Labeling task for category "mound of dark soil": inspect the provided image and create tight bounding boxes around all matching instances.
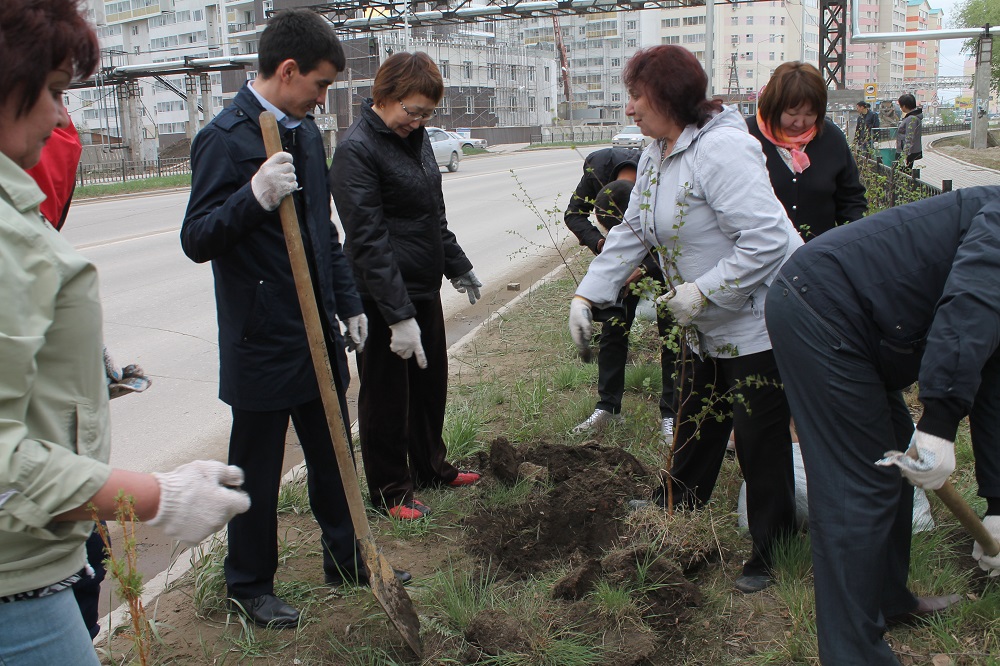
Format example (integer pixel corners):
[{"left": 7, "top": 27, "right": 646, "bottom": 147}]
[
  {"left": 462, "top": 438, "right": 708, "bottom": 664},
  {"left": 467, "top": 438, "right": 649, "bottom": 574}
]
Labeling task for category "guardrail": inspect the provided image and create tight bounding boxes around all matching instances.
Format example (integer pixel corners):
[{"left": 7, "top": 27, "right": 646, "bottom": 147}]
[
  {"left": 529, "top": 127, "right": 617, "bottom": 144},
  {"left": 77, "top": 157, "right": 191, "bottom": 186}
]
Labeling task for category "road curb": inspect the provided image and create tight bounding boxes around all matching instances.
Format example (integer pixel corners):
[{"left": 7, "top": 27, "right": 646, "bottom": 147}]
[{"left": 95, "top": 258, "right": 571, "bottom": 646}]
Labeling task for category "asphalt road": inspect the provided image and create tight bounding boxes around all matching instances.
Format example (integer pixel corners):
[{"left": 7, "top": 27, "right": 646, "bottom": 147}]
[{"left": 63, "top": 145, "right": 598, "bottom": 475}]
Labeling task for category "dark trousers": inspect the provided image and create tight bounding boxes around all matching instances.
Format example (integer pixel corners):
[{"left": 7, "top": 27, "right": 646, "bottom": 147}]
[
  {"left": 971, "top": 348, "right": 1000, "bottom": 500},
  {"left": 664, "top": 346, "right": 796, "bottom": 577},
  {"left": 766, "top": 277, "right": 917, "bottom": 665},
  {"left": 594, "top": 288, "right": 676, "bottom": 418},
  {"left": 225, "top": 397, "right": 360, "bottom": 598},
  {"left": 357, "top": 295, "right": 458, "bottom": 509},
  {"left": 72, "top": 527, "right": 107, "bottom": 639}
]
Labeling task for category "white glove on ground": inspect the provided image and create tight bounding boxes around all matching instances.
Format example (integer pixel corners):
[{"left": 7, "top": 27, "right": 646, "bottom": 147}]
[
  {"left": 149, "top": 460, "right": 251, "bottom": 547},
  {"left": 656, "top": 281, "right": 706, "bottom": 326},
  {"left": 346, "top": 313, "right": 368, "bottom": 354},
  {"left": 451, "top": 270, "right": 483, "bottom": 305},
  {"left": 569, "top": 297, "right": 594, "bottom": 361},
  {"left": 389, "top": 318, "right": 427, "bottom": 368},
  {"left": 251, "top": 152, "right": 297, "bottom": 212},
  {"left": 877, "top": 430, "right": 956, "bottom": 490},
  {"left": 972, "top": 515, "right": 1000, "bottom": 577}
]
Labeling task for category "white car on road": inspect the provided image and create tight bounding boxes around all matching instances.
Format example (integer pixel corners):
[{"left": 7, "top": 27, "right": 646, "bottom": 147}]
[
  {"left": 426, "top": 126, "right": 463, "bottom": 172},
  {"left": 611, "top": 126, "right": 651, "bottom": 148},
  {"left": 448, "top": 131, "right": 488, "bottom": 150}
]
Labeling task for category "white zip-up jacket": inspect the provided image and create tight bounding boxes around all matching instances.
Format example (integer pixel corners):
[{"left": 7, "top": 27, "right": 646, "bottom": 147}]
[{"left": 576, "top": 105, "right": 803, "bottom": 358}]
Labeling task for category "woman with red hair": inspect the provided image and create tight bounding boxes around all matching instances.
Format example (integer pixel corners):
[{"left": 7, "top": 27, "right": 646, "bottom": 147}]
[
  {"left": 569, "top": 46, "right": 802, "bottom": 593},
  {"left": 1, "top": 3, "right": 249, "bottom": 661}
]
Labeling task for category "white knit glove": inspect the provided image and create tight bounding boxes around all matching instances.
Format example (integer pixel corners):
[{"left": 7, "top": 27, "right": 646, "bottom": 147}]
[
  {"left": 149, "top": 460, "right": 251, "bottom": 547},
  {"left": 568, "top": 296, "right": 594, "bottom": 361},
  {"left": 877, "top": 430, "right": 956, "bottom": 490},
  {"left": 250, "top": 152, "right": 297, "bottom": 212},
  {"left": 972, "top": 515, "right": 1000, "bottom": 577},
  {"left": 450, "top": 270, "right": 483, "bottom": 305},
  {"left": 656, "top": 281, "right": 706, "bottom": 326},
  {"left": 346, "top": 313, "right": 368, "bottom": 354},
  {"left": 389, "top": 318, "right": 427, "bottom": 368}
]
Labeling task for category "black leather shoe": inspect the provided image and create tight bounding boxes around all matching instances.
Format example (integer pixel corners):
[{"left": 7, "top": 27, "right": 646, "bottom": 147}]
[
  {"left": 325, "top": 567, "right": 412, "bottom": 587},
  {"left": 886, "top": 594, "right": 962, "bottom": 627},
  {"left": 229, "top": 593, "right": 300, "bottom": 629}
]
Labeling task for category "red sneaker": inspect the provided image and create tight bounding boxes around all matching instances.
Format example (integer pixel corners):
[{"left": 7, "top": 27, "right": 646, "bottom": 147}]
[
  {"left": 388, "top": 500, "right": 430, "bottom": 520},
  {"left": 447, "top": 471, "right": 481, "bottom": 487}
]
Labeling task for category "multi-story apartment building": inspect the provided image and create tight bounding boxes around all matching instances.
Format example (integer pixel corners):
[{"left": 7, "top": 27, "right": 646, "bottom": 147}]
[
  {"left": 73, "top": 1, "right": 225, "bottom": 154},
  {"left": 904, "top": 0, "right": 942, "bottom": 106},
  {"left": 531, "top": 0, "right": 820, "bottom": 123},
  {"left": 73, "top": 0, "right": 556, "bottom": 154}
]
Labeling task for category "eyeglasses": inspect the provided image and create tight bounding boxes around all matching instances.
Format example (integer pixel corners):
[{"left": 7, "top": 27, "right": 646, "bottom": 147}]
[{"left": 399, "top": 100, "right": 437, "bottom": 121}]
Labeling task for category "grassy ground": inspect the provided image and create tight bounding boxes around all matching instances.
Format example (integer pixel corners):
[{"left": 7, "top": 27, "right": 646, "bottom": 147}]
[
  {"left": 102, "top": 251, "right": 1000, "bottom": 665},
  {"left": 75, "top": 174, "right": 192, "bottom": 200}
]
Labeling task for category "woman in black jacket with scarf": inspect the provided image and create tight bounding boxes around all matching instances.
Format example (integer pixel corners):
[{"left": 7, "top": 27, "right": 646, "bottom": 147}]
[
  {"left": 747, "top": 62, "right": 867, "bottom": 241},
  {"left": 330, "top": 52, "right": 482, "bottom": 520}
]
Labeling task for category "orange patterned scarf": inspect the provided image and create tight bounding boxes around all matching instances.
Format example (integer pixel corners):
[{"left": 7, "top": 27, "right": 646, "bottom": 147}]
[{"left": 755, "top": 111, "right": 817, "bottom": 173}]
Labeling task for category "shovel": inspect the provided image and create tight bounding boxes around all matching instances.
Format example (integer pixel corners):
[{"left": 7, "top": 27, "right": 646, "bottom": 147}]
[
  {"left": 904, "top": 447, "right": 1000, "bottom": 559},
  {"left": 259, "top": 111, "right": 422, "bottom": 656}
]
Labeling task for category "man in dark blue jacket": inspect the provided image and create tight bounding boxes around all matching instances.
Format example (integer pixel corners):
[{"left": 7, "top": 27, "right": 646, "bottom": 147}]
[
  {"left": 765, "top": 186, "right": 1000, "bottom": 664},
  {"left": 181, "top": 9, "right": 383, "bottom": 629}
]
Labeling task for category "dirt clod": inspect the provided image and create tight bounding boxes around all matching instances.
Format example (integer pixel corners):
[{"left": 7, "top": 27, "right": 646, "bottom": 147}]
[{"left": 464, "top": 608, "right": 531, "bottom": 655}]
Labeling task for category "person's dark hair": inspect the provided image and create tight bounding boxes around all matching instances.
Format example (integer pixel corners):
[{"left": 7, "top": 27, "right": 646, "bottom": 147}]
[
  {"left": 856, "top": 101, "right": 870, "bottom": 109},
  {"left": 757, "top": 61, "right": 827, "bottom": 135},
  {"left": 594, "top": 179, "right": 634, "bottom": 230},
  {"left": 898, "top": 93, "right": 916, "bottom": 111},
  {"left": 623, "top": 46, "right": 722, "bottom": 129},
  {"left": 0, "top": 0, "right": 99, "bottom": 117},
  {"left": 372, "top": 52, "right": 444, "bottom": 105},
  {"left": 258, "top": 9, "right": 345, "bottom": 78}
]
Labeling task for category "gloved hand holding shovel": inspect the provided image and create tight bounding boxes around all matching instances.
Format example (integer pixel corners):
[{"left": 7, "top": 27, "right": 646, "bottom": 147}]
[{"left": 877, "top": 430, "right": 1000, "bottom": 564}]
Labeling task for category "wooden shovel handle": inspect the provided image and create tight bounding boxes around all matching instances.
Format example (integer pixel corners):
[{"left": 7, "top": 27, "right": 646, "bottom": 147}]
[
  {"left": 906, "top": 446, "right": 1000, "bottom": 557},
  {"left": 258, "top": 112, "right": 372, "bottom": 541}
]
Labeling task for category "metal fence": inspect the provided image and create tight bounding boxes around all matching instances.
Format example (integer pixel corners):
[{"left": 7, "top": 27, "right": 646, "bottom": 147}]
[
  {"left": 76, "top": 157, "right": 191, "bottom": 187},
  {"left": 852, "top": 148, "right": 944, "bottom": 213},
  {"left": 870, "top": 122, "right": 970, "bottom": 144},
  {"left": 529, "top": 126, "right": 618, "bottom": 144}
]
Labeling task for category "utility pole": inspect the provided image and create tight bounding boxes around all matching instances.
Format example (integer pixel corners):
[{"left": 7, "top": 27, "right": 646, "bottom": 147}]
[
  {"left": 971, "top": 27, "right": 993, "bottom": 150},
  {"left": 552, "top": 16, "right": 574, "bottom": 132},
  {"left": 727, "top": 53, "right": 740, "bottom": 96},
  {"left": 347, "top": 67, "right": 354, "bottom": 126},
  {"left": 185, "top": 74, "right": 200, "bottom": 141},
  {"left": 705, "top": 0, "right": 715, "bottom": 95}
]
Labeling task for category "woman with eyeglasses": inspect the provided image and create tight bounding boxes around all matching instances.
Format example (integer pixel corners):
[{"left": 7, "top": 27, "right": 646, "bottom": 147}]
[{"left": 331, "top": 52, "right": 482, "bottom": 521}]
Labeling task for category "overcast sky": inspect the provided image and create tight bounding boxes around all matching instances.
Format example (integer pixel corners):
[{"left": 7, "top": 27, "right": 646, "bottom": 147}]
[{"left": 933, "top": 0, "right": 972, "bottom": 78}]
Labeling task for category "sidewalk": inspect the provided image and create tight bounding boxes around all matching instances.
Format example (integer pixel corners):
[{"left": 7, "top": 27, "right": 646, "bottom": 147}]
[{"left": 913, "top": 131, "right": 1000, "bottom": 190}]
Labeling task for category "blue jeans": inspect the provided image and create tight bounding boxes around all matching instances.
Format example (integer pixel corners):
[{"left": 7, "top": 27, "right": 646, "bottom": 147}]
[{"left": 0, "top": 589, "right": 100, "bottom": 665}]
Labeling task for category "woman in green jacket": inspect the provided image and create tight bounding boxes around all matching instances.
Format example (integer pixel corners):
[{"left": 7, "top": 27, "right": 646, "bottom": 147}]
[{"left": 0, "top": 2, "right": 250, "bottom": 662}]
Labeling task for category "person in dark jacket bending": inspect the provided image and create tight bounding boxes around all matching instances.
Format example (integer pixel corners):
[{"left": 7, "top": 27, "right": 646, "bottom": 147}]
[
  {"left": 181, "top": 10, "right": 382, "bottom": 629},
  {"left": 564, "top": 147, "right": 677, "bottom": 439},
  {"left": 330, "top": 52, "right": 482, "bottom": 521},
  {"left": 747, "top": 62, "right": 867, "bottom": 241},
  {"left": 765, "top": 186, "right": 1000, "bottom": 665}
]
